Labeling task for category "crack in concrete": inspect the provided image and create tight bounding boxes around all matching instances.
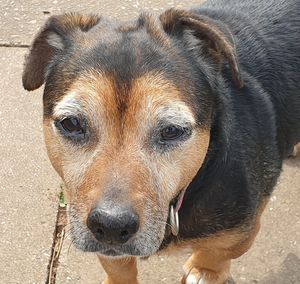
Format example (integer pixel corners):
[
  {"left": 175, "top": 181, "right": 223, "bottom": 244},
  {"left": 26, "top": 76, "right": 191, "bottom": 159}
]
[
  {"left": 0, "top": 43, "right": 29, "bottom": 48},
  {"left": 46, "top": 204, "right": 68, "bottom": 284}
]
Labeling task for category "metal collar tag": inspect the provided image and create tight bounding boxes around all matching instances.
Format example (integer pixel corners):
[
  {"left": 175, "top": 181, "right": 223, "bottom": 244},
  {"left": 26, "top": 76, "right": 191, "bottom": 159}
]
[
  {"left": 170, "top": 205, "right": 179, "bottom": 236},
  {"left": 169, "top": 187, "right": 187, "bottom": 236}
]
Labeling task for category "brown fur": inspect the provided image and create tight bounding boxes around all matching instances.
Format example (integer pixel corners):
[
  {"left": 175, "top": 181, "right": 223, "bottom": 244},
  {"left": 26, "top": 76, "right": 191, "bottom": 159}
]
[{"left": 99, "top": 256, "right": 138, "bottom": 284}]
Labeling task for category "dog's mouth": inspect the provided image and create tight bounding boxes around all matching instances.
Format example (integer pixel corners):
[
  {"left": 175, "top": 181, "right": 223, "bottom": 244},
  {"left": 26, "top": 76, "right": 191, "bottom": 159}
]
[
  {"left": 71, "top": 228, "right": 162, "bottom": 257},
  {"left": 97, "top": 246, "right": 130, "bottom": 257},
  {"left": 102, "top": 248, "right": 121, "bottom": 257},
  {"left": 69, "top": 204, "right": 166, "bottom": 257},
  {"left": 65, "top": 186, "right": 190, "bottom": 259},
  {"left": 68, "top": 184, "right": 190, "bottom": 257}
]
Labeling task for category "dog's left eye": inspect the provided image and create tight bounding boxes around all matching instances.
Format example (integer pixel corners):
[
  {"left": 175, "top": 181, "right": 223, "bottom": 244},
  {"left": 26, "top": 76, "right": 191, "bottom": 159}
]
[{"left": 55, "top": 117, "right": 86, "bottom": 140}]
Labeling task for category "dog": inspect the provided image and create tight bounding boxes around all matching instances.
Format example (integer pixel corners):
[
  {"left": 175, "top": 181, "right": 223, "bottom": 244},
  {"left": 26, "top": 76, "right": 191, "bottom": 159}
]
[{"left": 22, "top": 0, "right": 300, "bottom": 283}]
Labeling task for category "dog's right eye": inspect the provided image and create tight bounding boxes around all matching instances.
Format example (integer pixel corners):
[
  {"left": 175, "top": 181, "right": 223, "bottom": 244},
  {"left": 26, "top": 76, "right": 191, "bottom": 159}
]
[{"left": 55, "top": 117, "right": 86, "bottom": 141}]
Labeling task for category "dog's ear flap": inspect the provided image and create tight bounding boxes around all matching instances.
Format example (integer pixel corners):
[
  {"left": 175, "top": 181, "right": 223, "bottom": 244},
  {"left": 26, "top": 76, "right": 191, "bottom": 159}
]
[
  {"left": 160, "top": 9, "right": 243, "bottom": 88},
  {"left": 22, "top": 13, "right": 100, "bottom": 91}
]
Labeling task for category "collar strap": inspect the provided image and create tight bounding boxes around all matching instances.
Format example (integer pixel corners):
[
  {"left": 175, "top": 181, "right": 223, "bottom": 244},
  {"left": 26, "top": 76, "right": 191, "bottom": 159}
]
[{"left": 169, "top": 186, "right": 187, "bottom": 236}]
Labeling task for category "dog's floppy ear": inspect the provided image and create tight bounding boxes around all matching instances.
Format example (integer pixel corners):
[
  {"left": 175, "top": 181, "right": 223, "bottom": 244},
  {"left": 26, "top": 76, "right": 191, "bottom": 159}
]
[
  {"left": 22, "top": 13, "right": 100, "bottom": 91},
  {"left": 160, "top": 9, "right": 243, "bottom": 88}
]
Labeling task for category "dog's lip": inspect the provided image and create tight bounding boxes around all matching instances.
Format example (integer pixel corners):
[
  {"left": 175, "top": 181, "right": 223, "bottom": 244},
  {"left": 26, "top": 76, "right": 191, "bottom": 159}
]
[
  {"left": 102, "top": 248, "right": 123, "bottom": 256},
  {"left": 90, "top": 239, "right": 153, "bottom": 257},
  {"left": 95, "top": 242, "right": 134, "bottom": 256}
]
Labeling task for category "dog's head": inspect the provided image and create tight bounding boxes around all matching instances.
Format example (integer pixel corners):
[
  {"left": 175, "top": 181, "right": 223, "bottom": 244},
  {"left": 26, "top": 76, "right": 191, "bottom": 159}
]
[{"left": 23, "top": 10, "right": 241, "bottom": 257}]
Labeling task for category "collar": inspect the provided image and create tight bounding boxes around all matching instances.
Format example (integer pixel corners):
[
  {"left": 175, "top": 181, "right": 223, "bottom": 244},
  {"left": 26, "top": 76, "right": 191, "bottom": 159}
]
[{"left": 169, "top": 186, "right": 188, "bottom": 236}]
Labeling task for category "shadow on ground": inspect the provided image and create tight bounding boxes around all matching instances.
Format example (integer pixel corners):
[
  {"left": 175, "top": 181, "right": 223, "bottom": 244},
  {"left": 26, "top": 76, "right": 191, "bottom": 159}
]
[{"left": 260, "top": 253, "right": 300, "bottom": 284}]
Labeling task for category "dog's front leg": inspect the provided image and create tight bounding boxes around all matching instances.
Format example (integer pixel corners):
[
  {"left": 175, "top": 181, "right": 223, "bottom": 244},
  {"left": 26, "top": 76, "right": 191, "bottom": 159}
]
[
  {"left": 181, "top": 200, "right": 269, "bottom": 284},
  {"left": 98, "top": 256, "right": 139, "bottom": 284}
]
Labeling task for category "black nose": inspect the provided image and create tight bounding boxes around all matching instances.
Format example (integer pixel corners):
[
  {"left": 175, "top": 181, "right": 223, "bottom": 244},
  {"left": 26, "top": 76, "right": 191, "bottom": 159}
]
[{"left": 87, "top": 204, "right": 139, "bottom": 245}]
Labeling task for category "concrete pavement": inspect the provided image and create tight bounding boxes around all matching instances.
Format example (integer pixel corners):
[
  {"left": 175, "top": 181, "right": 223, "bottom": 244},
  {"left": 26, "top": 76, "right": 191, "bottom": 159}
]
[{"left": 0, "top": 1, "right": 299, "bottom": 283}]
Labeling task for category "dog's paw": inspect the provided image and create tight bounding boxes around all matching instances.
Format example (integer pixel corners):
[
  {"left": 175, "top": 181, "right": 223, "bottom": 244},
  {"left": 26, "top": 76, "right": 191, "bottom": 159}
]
[
  {"left": 181, "top": 268, "right": 235, "bottom": 284},
  {"left": 181, "top": 268, "right": 207, "bottom": 284}
]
